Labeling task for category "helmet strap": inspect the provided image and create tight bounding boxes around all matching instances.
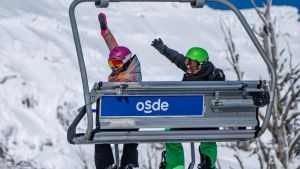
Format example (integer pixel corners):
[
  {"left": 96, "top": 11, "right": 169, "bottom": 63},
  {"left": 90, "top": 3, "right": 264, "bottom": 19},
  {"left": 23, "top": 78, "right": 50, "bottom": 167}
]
[
  {"left": 197, "top": 63, "right": 201, "bottom": 71},
  {"left": 119, "top": 54, "right": 136, "bottom": 72}
]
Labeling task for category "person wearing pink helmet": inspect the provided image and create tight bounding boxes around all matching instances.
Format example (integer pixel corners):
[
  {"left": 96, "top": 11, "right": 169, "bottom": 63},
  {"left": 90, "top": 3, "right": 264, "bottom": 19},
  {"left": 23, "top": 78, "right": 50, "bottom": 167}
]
[{"left": 94, "top": 13, "right": 142, "bottom": 169}]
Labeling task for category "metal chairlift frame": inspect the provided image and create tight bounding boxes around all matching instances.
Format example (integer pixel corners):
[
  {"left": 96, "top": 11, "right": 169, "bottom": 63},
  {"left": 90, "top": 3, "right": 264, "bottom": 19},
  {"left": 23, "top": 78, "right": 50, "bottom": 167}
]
[
  {"left": 67, "top": 0, "right": 276, "bottom": 160},
  {"left": 67, "top": 0, "right": 276, "bottom": 168}
]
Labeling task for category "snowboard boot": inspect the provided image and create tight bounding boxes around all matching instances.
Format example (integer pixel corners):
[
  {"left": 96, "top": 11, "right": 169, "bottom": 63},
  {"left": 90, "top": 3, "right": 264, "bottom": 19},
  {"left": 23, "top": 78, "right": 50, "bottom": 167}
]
[
  {"left": 98, "top": 13, "right": 108, "bottom": 31},
  {"left": 120, "top": 163, "right": 138, "bottom": 169},
  {"left": 197, "top": 154, "right": 216, "bottom": 169}
]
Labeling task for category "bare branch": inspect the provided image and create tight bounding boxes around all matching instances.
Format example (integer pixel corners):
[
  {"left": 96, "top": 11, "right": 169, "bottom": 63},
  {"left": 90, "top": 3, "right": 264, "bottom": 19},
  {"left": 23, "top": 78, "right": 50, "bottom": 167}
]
[
  {"left": 257, "top": 152, "right": 264, "bottom": 169},
  {"left": 250, "top": 0, "right": 269, "bottom": 27},
  {"left": 280, "top": 76, "right": 300, "bottom": 102},
  {"left": 281, "top": 89, "right": 300, "bottom": 125},
  {"left": 279, "top": 48, "right": 285, "bottom": 56},
  {"left": 226, "top": 55, "right": 234, "bottom": 66},
  {"left": 234, "top": 154, "right": 244, "bottom": 169},
  {"left": 257, "top": 138, "right": 269, "bottom": 162},
  {"left": 278, "top": 58, "right": 287, "bottom": 74},
  {"left": 278, "top": 72, "right": 300, "bottom": 90},
  {"left": 293, "top": 69, "right": 300, "bottom": 77},
  {"left": 259, "top": 111, "right": 276, "bottom": 137},
  {"left": 295, "top": 128, "right": 300, "bottom": 134},
  {"left": 287, "top": 112, "right": 300, "bottom": 124},
  {"left": 293, "top": 63, "right": 300, "bottom": 71},
  {"left": 278, "top": 73, "right": 292, "bottom": 88},
  {"left": 264, "top": 0, "right": 272, "bottom": 18},
  {"left": 288, "top": 132, "right": 300, "bottom": 160},
  {"left": 220, "top": 19, "right": 243, "bottom": 80},
  {"left": 252, "top": 25, "right": 264, "bottom": 37}
]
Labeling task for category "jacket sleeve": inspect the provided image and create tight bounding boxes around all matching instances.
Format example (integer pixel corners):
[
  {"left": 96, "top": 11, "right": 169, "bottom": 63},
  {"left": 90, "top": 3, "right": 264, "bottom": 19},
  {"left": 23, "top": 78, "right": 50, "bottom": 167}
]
[
  {"left": 101, "top": 28, "right": 118, "bottom": 50},
  {"left": 156, "top": 45, "right": 187, "bottom": 72}
]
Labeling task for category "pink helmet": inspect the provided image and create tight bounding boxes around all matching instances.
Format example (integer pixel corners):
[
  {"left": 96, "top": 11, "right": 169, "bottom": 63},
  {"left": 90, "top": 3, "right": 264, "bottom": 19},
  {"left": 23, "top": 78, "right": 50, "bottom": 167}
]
[{"left": 109, "top": 46, "right": 132, "bottom": 61}]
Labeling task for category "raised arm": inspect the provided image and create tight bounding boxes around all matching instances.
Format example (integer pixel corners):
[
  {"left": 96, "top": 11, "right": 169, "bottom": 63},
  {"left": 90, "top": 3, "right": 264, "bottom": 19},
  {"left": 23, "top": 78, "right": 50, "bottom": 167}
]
[
  {"left": 151, "top": 38, "right": 187, "bottom": 72},
  {"left": 98, "top": 13, "right": 118, "bottom": 50}
]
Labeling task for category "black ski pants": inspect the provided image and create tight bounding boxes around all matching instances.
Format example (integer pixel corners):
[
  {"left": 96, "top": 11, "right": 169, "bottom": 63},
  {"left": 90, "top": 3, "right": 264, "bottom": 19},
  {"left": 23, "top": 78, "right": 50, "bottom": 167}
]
[
  {"left": 94, "top": 129, "right": 139, "bottom": 169},
  {"left": 94, "top": 143, "right": 138, "bottom": 169}
]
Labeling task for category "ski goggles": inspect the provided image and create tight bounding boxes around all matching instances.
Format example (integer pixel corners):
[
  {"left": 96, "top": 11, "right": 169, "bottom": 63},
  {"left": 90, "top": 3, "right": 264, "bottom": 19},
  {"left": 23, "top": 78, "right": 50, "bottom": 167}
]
[
  {"left": 185, "top": 58, "right": 208, "bottom": 67},
  {"left": 108, "top": 54, "right": 132, "bottom": 70},
  {"left": 108, "top": 59, "right": 125, "bottom": 69}
]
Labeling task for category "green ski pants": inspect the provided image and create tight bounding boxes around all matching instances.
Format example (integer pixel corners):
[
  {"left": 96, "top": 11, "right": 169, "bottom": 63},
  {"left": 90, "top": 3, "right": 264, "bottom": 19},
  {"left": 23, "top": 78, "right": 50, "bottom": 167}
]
[{"left": 165, "top": 128, "right": 217, "bottom": 169}]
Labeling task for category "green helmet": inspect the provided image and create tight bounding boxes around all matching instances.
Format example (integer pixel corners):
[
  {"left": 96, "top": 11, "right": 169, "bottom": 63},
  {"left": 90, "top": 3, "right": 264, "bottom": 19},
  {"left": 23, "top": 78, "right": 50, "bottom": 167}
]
[{"left": 186, "top": 47, "right": 209, "bottom": 63}]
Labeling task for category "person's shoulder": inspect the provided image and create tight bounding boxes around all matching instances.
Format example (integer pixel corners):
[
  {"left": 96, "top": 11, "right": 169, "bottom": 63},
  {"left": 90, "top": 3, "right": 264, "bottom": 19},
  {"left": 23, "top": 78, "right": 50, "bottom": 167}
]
[{"left": 209, "top": 66, "right": 225, "bottom": 81}]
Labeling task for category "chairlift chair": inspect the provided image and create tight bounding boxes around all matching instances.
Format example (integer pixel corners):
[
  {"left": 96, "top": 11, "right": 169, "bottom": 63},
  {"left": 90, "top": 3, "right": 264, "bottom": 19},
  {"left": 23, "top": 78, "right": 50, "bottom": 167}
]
[{"left": 67, "top": 0, "right": 276, "bottom": 168}]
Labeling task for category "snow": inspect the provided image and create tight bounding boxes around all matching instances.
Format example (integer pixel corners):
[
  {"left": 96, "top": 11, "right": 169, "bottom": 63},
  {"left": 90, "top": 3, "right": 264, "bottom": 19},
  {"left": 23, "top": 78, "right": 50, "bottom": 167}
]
[{"left": 0, "top": 0, "right": 300, "bottom": 168}]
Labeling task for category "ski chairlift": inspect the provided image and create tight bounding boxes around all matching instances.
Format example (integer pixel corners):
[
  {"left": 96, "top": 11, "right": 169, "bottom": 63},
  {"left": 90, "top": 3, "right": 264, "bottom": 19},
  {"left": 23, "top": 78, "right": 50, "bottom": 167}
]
[{"left": 67, "top": 0, "right": 276, "bottom": 168}]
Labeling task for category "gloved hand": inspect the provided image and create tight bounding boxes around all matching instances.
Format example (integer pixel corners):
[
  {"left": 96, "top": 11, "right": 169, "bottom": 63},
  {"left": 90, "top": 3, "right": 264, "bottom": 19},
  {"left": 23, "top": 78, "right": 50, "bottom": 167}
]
[
  {"left": 98, "top": 13, "right": 107, "bottom": 31},
  {"left": 151, "top": 38, "right": 165, "bottom": 52}
]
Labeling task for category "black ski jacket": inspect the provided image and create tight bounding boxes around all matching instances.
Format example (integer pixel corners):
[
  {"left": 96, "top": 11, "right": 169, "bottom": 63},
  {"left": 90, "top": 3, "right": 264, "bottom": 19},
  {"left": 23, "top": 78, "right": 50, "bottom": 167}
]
[{"left": 155, "top": 45, "right": 225, "bottom": 81}]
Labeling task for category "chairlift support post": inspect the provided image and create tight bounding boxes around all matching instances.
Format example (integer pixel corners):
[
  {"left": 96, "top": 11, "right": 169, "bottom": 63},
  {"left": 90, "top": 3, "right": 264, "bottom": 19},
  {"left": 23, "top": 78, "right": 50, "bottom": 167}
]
[
  {"left": 68, "top": 0, "right": 276, "bottom": 145},
  {"left": 188, "top": 143, "right": 195, "bottom": 169}
]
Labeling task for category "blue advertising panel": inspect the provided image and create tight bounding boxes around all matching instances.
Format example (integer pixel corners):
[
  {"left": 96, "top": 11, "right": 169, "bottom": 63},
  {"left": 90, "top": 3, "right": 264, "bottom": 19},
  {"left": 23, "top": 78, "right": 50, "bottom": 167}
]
[{"left": 100, "top": 95, "right": 204, "bottom": 117}]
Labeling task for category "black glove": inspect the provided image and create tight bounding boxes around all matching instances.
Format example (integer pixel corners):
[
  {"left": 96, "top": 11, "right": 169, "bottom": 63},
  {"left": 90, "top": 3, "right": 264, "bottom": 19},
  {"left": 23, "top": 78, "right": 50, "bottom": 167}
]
[
  {"left": 152, "top": 38, "right": 163, "bottom": 46},
  {"left": 151, "top": 38, "right": 165, "bottom": 52}
]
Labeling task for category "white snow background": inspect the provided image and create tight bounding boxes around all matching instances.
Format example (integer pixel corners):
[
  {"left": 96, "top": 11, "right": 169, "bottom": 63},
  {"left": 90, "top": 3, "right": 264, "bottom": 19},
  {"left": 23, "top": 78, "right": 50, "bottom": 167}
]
[{"left": 0, "top": 0, "right": 299, "bottom": 168}]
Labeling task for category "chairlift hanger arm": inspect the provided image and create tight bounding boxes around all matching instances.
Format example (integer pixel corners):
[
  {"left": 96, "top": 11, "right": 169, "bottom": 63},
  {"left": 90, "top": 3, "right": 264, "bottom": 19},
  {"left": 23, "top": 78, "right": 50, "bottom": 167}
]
[{"left": 69, "top": 0, "right": 275, "bottom": 141}]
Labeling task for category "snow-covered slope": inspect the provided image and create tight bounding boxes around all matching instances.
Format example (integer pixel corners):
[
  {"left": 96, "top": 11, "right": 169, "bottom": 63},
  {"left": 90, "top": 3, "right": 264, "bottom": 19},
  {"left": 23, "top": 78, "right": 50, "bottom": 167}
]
[{"left": 0, "top": 0, "right": 299, "bottom": 168}]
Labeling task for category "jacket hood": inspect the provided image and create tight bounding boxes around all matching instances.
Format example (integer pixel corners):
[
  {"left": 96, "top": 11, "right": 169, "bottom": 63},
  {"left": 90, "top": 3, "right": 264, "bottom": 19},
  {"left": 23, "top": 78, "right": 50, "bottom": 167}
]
[{"left": 108, "top": 55, "right": 142, "bottom": 82}]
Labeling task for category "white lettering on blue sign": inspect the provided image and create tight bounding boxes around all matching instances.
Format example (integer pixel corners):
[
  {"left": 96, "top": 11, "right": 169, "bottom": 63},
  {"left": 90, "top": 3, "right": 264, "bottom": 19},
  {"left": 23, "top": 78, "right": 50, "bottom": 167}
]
[{"left": 136, "top": 99, "right": 169, "bottom": 114}]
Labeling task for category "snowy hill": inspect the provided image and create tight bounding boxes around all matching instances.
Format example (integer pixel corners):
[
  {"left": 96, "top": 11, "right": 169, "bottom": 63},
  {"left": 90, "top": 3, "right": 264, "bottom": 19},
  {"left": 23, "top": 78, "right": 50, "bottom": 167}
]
[{"left": 0, "top": 0, "right": 299, "bottom": 168}]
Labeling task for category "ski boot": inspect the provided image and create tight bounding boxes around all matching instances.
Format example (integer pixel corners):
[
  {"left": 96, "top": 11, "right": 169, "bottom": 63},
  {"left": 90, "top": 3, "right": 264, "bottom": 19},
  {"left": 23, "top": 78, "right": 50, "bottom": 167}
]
[{"left": 197, "top": 154, "right": 216, "bottom": 169}]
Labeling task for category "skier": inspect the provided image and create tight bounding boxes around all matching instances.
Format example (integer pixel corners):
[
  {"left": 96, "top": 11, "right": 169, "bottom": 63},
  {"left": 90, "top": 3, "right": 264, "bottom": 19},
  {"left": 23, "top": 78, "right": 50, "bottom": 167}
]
[
  {"left": 152, "top": 38, "right": 225, "bottom": 169},
  {"left": 94, "top": 13, "right": 142, "bottom": 169}
]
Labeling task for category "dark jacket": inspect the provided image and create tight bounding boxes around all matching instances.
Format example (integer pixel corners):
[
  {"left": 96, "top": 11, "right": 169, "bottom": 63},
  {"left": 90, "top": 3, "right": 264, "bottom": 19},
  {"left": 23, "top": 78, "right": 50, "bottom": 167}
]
[{"left": 156, "top": 45, "right": 225, "bottom": 81}]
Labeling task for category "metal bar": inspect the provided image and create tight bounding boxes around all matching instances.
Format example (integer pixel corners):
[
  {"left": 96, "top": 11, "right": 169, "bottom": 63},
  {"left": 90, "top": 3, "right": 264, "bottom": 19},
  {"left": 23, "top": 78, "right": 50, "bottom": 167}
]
[
  {"left": 99, "top": 117, "right": 258, "bottom": 129},
  {"left": 100, "top": 80, "right": 262, "bottom": 87},
  {"left": 188, "top": 143, "right": 195, "bottom": 169},
  {"left": 205, "top": 0, "right": 276, "bottom": 137},
  {"left": 73, "top": 130, "right": 255, "bottom": 144},
  {"left": 98, "top": 81, "right": 264, "bottom": 93},
  {"left": 67, "top": 106, "right": 87, "bottom": 144},
  {"left": 94, "top": 81, "right": 266, "bottom": 99},
  {"left": 114, "top": 144, "right": 120, "bottom": 168},
  {"left": 69, "top": 0, "right": 96, "bottom": 139},
  {"left": 103, "top": 85, "right": 242, "bottom": 91}
]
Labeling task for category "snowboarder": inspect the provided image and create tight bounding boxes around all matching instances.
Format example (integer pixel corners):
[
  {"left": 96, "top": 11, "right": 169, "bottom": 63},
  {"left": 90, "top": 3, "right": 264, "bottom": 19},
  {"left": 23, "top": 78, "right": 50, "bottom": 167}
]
[
  {"left": 152, "top": 38, "right": 225, "bottom": 169},
  {"left": 94, "top": 13, "right": 142, "bottom": 169}
]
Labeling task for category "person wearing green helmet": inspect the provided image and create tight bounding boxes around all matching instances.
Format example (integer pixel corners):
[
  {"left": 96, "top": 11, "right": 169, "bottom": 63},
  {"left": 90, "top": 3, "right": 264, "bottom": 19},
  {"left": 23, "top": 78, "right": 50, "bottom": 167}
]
[{"left": 151, "top": 38, "right": 225, "bottom": 169}]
